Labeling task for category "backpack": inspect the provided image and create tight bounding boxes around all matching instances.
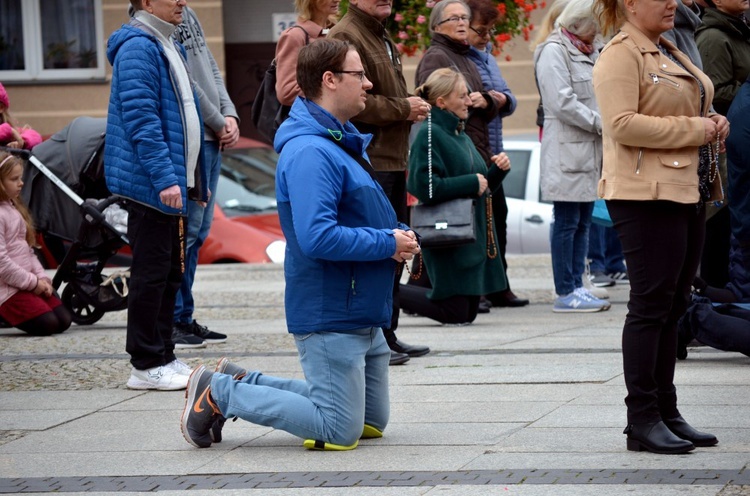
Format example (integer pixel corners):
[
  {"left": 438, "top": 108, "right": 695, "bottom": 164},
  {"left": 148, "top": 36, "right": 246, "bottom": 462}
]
[{"left": 251, "top": 25, "right": 309, "bottom": 145}]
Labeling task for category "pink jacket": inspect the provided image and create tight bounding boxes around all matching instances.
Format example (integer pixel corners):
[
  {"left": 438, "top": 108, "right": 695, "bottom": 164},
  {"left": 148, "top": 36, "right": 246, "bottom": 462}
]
[
  {"left": 0, "top": 201, "right": 47, "bottom": 306},
  {"left": 275, "top": 19, "right": 328, "bottom": 106},
  {"left": 0, "top": 123, "right": 42, "bottom": 150}
]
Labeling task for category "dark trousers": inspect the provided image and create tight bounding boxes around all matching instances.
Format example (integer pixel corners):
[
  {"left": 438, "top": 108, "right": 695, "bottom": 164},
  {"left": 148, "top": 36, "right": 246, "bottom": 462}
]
[
  {"left": 486, "top": 184, "right": 511, "bottom": 301},
  {"left": 400, "top": 284, "right": 480, "bottom": 325},
  {"left": 607, "top": 200, "right": 705, "bottom": 424},
  {"left": 375, "top": 171, "right": 407, "bottom": 344},
  {"left": 700, "top": 206, "right": 731, "bottom": 287},
  {"left": 125, "top": 203, "right": 184, "bottom": 370}
]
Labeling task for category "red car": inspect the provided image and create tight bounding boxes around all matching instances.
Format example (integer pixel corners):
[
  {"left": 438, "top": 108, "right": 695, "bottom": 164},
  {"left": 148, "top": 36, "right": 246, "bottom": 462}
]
[{"left": 197, "top": 137, "right": 285, "bottom": 264}]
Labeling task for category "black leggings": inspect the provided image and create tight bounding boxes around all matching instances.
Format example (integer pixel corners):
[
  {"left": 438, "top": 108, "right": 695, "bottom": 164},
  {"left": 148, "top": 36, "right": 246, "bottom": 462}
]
[
  {"left": 16, "top": 305, "right": 72, "bottom": 336},
  {"left": 607, "top": 200, "right": 705, "bottom": 425}
]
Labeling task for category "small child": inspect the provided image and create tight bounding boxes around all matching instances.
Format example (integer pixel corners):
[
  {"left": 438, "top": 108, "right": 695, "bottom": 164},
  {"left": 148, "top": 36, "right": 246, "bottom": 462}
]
[
  {"left": 0, "top": 152, "right": 71, "bottom": 335},
  {"left": 0, "top": 82, "right": 42, "bottom": 150}
]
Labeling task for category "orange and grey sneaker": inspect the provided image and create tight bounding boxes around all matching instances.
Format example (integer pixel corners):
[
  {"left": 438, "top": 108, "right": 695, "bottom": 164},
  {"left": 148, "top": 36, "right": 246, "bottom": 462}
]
[
  {"left": 208, "top": 358, "right": 247, "bottom": 443},
  {"left": 180, "top": 365, "right": 221, "bottom": 448}
]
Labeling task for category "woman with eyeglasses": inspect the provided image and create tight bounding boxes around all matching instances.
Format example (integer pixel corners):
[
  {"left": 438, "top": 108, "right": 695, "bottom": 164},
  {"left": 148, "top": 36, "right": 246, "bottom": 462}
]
[
  {"left": 465, "top": 0, "right": 528, "bottom": 310},
  {"left": 533, "top": 0, "right": 609, "bottom": 313},
  {"left": 412, "top": 0, "right": 511, "bottom": 308},
  {"left": 416, "top": 0, "right": 500, "bottom": 172}
]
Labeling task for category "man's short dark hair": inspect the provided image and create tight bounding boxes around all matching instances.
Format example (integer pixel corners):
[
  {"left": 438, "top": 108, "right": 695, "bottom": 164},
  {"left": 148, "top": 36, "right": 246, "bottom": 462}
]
[{"left": 297, "top": 39, "right": 353, "bottom": 100}]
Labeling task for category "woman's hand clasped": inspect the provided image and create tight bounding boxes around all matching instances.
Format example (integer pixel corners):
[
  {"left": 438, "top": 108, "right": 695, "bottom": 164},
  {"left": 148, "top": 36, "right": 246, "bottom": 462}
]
[
  {"left": 476, "top": 174, "right": 489, "bottom": 196},
  {"left": 491, "top": 152, "right": 511, "bottom": 171}
]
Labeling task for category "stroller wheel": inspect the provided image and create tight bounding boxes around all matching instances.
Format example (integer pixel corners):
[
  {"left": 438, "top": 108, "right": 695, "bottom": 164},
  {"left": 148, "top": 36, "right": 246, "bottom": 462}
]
[{"left": 62, "top": 285, "right": 105, "bottom": 325}]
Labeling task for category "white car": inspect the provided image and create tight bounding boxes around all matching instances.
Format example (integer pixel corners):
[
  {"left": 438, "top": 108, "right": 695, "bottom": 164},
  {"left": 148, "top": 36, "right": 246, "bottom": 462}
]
[{"left": 502, "top": 138, "right": 553, "bottom": 254}]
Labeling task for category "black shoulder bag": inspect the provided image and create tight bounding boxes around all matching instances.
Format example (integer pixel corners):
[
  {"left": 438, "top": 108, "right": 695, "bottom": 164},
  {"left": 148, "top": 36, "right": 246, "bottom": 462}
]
[{"left": 251, "top": 25, "right": 309, "bottom": 145}]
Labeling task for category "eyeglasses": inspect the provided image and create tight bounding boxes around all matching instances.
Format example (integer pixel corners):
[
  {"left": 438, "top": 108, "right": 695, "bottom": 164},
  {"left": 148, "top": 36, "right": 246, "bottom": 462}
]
[
  {"left": 335, "top": 70, "right": 366, "bottom": 82},
  {"left": 437, "top": 15, "right": 471, "bottom": 25},
  {"left": 470, "top": 26, "right": 497, "bottom": 37}
]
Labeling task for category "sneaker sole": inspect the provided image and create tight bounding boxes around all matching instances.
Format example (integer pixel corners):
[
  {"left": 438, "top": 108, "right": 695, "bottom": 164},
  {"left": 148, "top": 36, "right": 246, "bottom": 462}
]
[
  {"left": 202, "top": 337, "right": 228, "bottom": 344},
  {"left": 180, "top": 366, "right": 209, "bottom": 448},
  {"left": 175, "top": 342, "right": 207, "bottom": 349},
  {"left": 553, "top": 306, "right": 607, "bottom": 313},
  {"left": 126, "top": 378, "right": 187, "bottom": 391}
]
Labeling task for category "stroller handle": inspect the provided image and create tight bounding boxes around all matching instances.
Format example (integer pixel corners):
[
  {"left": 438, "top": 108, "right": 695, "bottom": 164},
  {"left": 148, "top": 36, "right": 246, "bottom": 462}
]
[
  {"left": 80, "top": 199, "right": 130, "bottom": 245},
  {"left": 0, "top": 146, "right": 32, "bottom": 159}
]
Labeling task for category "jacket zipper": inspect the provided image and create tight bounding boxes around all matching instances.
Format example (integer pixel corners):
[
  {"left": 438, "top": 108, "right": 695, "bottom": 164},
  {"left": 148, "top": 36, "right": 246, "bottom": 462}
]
[
  {"left": 649, "top": 73, "right": 681, "bottom": 90},
  {"left": 635, "top": 148, "right": 643, "bottom": 175}
]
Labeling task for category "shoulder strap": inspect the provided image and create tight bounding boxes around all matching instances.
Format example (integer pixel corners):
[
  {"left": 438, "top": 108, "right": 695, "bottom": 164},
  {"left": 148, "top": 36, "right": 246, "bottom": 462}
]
[
  {"left": 290, "top": 24, "right": 310, "bottom": 45},
  {"left": 328, "top": 136, "right": 378, "bottom": 183}
]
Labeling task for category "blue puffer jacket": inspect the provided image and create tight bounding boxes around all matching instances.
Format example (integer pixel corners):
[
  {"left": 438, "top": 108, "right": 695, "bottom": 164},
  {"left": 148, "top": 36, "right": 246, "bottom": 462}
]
[
  {"left": 275, "top": 98, "right": 405, "bottom": 334},
  {"left": 467, "top": 46, "right": 517, "bottom": 154},
  {"left": 104, "top": 23, "right": 207, "bottom": 214}
]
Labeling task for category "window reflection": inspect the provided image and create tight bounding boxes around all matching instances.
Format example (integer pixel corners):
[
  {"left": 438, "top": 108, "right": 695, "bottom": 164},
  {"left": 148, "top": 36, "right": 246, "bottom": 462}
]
[
  {"left": 0, "top": 0, "right": 25, "bottom": 71},
  {"left": 40, "top": 0, "right": 98, "bottom": 69}
]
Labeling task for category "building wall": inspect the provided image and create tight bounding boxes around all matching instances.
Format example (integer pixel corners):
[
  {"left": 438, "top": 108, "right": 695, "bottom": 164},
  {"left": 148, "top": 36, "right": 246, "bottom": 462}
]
[
  {"left": 5, "top": 0, "right": 227, "bottom": 137},
  {"left": 7, "top": 0, "right": 543, "bottom": 138}
]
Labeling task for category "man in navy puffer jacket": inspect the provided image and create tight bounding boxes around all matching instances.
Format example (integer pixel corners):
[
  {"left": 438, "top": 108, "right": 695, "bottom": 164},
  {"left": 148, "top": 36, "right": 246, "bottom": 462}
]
[
  {"left": 180, "top": 39, "right": 421, "bottom": 451},
  {"left": 105, "top": 0, "right": 207, "bottom": 391}
]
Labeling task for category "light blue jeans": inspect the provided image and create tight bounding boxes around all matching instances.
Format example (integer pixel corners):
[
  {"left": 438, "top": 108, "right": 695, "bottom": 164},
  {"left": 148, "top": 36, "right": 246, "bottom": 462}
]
[
  {"left": 210, "top": 327, "right": 391, "bottom": 446},
  {"left": 174, "top": 141, "right": 221, "bottom": 324}
]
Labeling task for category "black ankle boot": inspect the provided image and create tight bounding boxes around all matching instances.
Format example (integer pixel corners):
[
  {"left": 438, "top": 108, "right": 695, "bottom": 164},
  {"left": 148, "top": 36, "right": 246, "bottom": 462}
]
[
  {"left": 624, "top": 421, "right": 695, "bottom": 454},
  {"left": 664, "top": 416, "right": 718, "bottom": 447}
]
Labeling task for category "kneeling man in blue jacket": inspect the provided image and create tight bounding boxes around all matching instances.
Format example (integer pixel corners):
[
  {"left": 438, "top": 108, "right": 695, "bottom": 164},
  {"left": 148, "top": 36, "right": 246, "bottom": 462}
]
[{"left": 181, "top": 38, "right": 421, "bottom": 450}]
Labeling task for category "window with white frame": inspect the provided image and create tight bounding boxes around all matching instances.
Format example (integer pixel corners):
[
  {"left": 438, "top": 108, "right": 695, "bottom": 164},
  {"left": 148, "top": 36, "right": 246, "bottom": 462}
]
[{"left": 0, "top": 0, "right": 105, "bottom": 81}]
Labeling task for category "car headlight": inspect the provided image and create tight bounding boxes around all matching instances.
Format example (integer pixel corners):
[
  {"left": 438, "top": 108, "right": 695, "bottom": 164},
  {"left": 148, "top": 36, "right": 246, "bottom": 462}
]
[{"left": 265, "top": 240, "right": 286, "bottom": 264}]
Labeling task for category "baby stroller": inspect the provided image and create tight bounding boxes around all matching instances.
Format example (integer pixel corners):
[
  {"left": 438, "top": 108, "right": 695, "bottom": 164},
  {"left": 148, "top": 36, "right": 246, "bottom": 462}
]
[{"left": 10, "top": 116, "right": 130, "bottom": 325}]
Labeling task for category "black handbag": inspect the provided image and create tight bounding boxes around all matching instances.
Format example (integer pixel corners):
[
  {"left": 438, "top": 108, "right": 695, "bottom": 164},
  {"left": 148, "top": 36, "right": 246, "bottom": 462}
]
[
  {"left": 251, "top": 26, "right": 309, "bottom": 145},
  {"left": 410, "top": 113, "right": 478, "bottom": 249}
]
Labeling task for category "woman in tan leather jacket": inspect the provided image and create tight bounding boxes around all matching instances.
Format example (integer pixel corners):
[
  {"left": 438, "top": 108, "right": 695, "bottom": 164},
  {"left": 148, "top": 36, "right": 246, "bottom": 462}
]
[{"left": 593, "top": 0, "right": 729, "bottom": 455}]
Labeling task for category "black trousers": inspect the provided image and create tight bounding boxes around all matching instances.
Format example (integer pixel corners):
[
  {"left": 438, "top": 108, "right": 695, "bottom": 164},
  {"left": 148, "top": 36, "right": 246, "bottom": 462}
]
[
  {"left": 700, "top": 206, "right": 731, "bottom": 287},
  {"left": 375, "top": 171, "right": 407, "bottom": 344},
  {"left": 607, "top": 200, "right": 705, "bottom": 425},
  {"left": 125, "top": 203, "right": 184, "bottom": 370},
  {"left": 400, "top": 284, "right": 480, "bottom": 325}
]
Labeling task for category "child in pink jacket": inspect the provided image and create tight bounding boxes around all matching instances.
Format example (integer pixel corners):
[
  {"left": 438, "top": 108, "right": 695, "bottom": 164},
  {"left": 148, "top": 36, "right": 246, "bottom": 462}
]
[
  {"left": 0, "top": 82, "right": 42, "bottom": 150},
  {"left": 0, "top": 151, "right": 70, "bottom": 335}
]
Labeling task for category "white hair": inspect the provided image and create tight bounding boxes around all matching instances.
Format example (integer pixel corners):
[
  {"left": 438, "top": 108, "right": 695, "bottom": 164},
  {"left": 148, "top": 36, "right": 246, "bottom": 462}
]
[{"left": 555, "top": 0, "right": 599, "bottom": 37}]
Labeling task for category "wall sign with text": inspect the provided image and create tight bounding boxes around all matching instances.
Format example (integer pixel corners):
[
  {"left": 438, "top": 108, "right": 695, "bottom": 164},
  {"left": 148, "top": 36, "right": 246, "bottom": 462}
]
[{"left": 272, "top": 13, "right": 297, "bottom": 42}]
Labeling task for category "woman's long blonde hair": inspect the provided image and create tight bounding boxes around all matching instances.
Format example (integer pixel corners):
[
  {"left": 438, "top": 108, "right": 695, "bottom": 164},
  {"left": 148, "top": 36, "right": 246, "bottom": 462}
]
[
  {"left": 414, "top": 68, "right": 467, "bottom": 107},
  {"left": 593, "top": 0, "right": 627, "bottom": 37},
  {"left": 0, "top": 152, "right": 36, "bottom": 246},
  {"left": 294, "top": 0, "right": 338, "bottom": 26}
]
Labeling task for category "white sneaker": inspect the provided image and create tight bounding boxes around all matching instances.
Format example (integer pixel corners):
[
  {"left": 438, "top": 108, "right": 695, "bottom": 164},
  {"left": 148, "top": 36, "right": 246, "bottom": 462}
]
[
  {"left": 166, "top": 359, "right": 193, "bottom": 376},
  {"left": 126, "top": 365, "right": 188, "bottom": 391},
  {"left": 582, "top": 273, "right": 610, "bottom": 299},
  {"left": 573, "top": 287, "right": 611, "bottom": 310}
]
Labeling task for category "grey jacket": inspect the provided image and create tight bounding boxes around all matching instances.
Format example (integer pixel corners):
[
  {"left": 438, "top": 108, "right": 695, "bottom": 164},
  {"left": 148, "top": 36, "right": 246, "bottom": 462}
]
[
  {"left": 173, "top": 7, "right": 238, "bottom": 140},
  {"left": 663, "top": 1, "right": 704, "bottom": 70},
  {"left": 533, "top": 29, "right": 602, "bottom": 202}
]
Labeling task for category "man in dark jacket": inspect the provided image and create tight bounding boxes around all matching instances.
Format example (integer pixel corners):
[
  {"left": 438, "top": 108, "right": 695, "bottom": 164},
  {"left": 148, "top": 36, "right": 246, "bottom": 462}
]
[
  {"left": 180, "top": 39, "right": 421, "bottom": 451},
  {"left": 328, "top": 0, "right": 431, "bottom": 365}
]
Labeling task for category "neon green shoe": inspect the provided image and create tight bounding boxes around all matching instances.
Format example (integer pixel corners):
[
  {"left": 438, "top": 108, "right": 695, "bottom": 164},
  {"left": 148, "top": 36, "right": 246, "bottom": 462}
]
[
  {"left": 361, "top": 424, "right": 383, "bottom": 439},
  {"left": 303, "top": 439, "right": 359, "bottom": 451}
]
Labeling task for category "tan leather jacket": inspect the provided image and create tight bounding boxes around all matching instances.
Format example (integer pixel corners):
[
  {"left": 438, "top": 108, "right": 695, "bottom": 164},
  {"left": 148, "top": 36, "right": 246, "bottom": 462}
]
[{"left": 593, "top": 22, "right": 721, "bottom": 204}]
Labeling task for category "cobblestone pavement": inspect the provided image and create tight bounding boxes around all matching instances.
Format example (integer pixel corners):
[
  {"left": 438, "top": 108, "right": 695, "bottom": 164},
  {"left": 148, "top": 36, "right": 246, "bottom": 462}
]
[
  {"left": 1, "top": 259, "right": 748, "bottom": 495},
  {"left": 1, "top": 471, "right": 750, "bottom": 493}
]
